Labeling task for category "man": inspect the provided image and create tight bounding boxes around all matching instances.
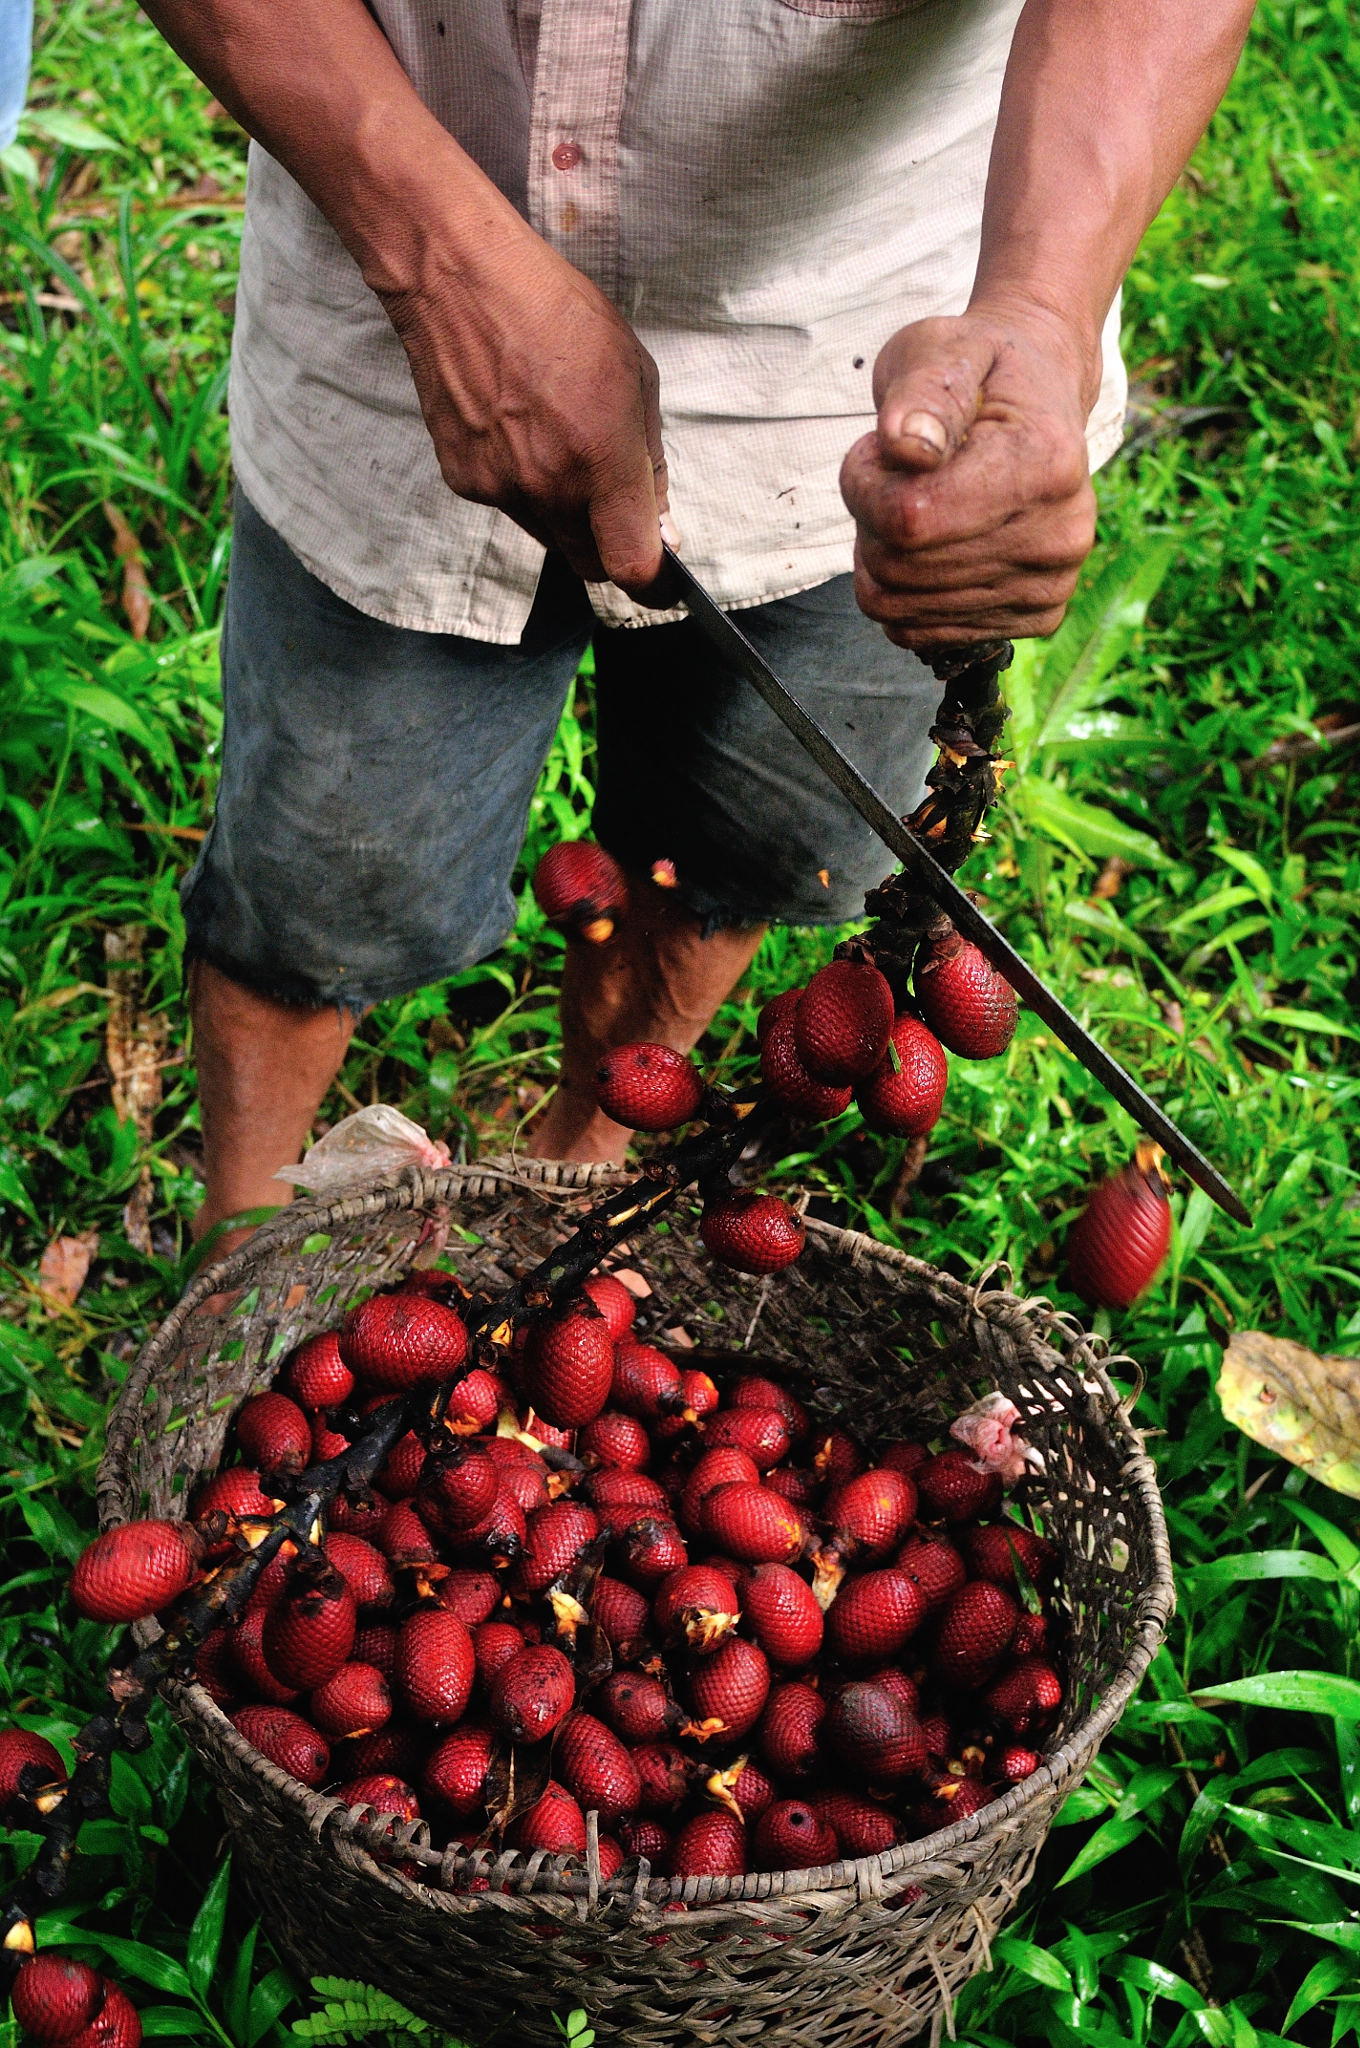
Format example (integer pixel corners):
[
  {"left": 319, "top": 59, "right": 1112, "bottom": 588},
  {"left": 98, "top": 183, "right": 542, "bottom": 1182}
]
[{"left": 142, "top": 0, "right": 1253, "bottom": 1249}]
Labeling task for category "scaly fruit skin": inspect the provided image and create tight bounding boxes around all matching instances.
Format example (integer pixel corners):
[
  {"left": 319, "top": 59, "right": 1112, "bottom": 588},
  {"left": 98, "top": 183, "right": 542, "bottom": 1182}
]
[
  {"left": 447, "top": 1484, "right": 527, "bottom": 1564},
  {"left": 324, "top": 1533, "right": 395, "bottom": 1612},
  {"left": 586, "top": 1468, "right": 668, "bottom": 1532},
  {"left": 262, "top": 1572, "right": 357, "bottom": 1690},
  {"left": 598, "top": 1672, "right": 675, "bottom": 1746},
  {"left": 618, "top": 1518, "right": 688, "bottom": 1591},
  {"left": 524, "top": 1307, "right": 614, "bottom": 1428},
  {"left": 374, "top": 1432, "right": 427, "bottom": 1501},
  {"left": 194, "top": 1466, "right": 278, "bottom": 1533},
  {"left": 1011, "top": 1611, "right": 1049, "bottom": 1658},
  {"left": 395, "top": 1610, "right": 475, "bottom": 1724},
  {"left": 378, "top": 1501, "right": 439, "bottom": 1568},
  {"left": 795, "top": 957, "right": 895, "bottom": 1085},
  {"left": 496, "top": 1460, "right": 551, "bottom": 1517},
  {"left": 919, "top": 1712, "right": 954, "bottom": 1761},
  {"left": 730, "top": 1375, "right": 809, "bottom": 1441},
  {"left": 760, "top": 1015, "right": 853, "bottom": 1122},
  {"left": 679, "top": 1449, "right": 761, "bottom": 1536},
  {"left": 813, "top": 1790, "right": 898, "bottom": 1859},
  {"left": 618, "top": 1817, "right": 672, "bottom": 1873},
  {"left": 436, "top": 1569, "right": 501, "bottom": 1626},
  {"left": 700, "top": 1191, "right": 805, "bottom": 1276},
  {"left": 653, "top": 1565, "right": 741, "bottom": 1653},
  {"left": 489, "top": 1643, "right": 576, "bottom": 1742},
  {"left": 228, "top": 1604, "right": 300, "bottom": 1706},
  {"left": 0, "top": 1729, "right": 67, "bottom": 1818},
  {"left": 757, "top": 1682, "right": 826, "bottom": 1779},
  {"left": 895, "top": 1530, "right": 967, "bottom": 1612},
  {"left": 230, "top": 1705, "right": 331, "bottom": 1788},
  {"left": 445, "top": 1369, "right": 503, "bottom": 1432},
  {"left": 11, "top": 1956, "right": 104, "bottom": 2042},
  {"left": 532, "top": 840, "right": 628, "bottom": 943},
  {"left": 579, "top": 1411, "right": 650, "bottom": 1471},
  {"left": 310, "top": 1661, "right": 392, "bottom": 1739},
  {"left": 856, "top": 1015, "right": 948, "bottom": 1138},
  {"left": 70, "top": 1519, "right": 199, "bottom": 1623},
  {"left": 67, "top": 1984, "right": 142, "bottom": 2048},
  {"left": 333, "top": 1773, "right": 421, "bottom": 1822},
  {"left": 632, "top": 1743, "right": 693, "bottom": 1814},
  {"left": 687, "top": 1638, "right": 770, "bottom": 1741},
  {"left": 740, "top": 1563, "right": 823, "bottom": 1667},
  {"left": 703, "top": 1409, "right": 791, "bottom": 1470},
  {"left": 582, "top": 1272, "right": 637, "bottom": 1341},
  {"left": 472, "top": 1619, "right": 525, "bottom": 1695},
  {"left": 611, "top": 1343, "right": 684, "bottom": 1419},
  {"left": 590, "top": 1576, "right": 652, "bottom": 1663},
  {"left": 510, "top": 1501, "right": 600, "bottom": 1597},
  {"left": 983, "top": 1655, "right": 1063, "bottom": 1738},
  {"left": 959, "top": 1522, "right": 1055, "bottom": 1595},
  {"left": 353, "top": 1624, "right": 398, "bottom": 1677},
  {"left": 754, "top": 1798, "right": 839, "bottom": 1872},
  {"left": 594, "top": 1043, "right": 703, "bottom": 1131},
  {"left": 420, "top": 1447, "right": 500, "bottom": 1534},
  {"left": 918, "top": 1775, "right": 994, "bottom": 1830},
  {"left": 931, "top": 1581, "right": 1018, "bottom": 1689},
  {"left": 880, "top": 1440, "right": 929, "bottom": 1476},
  {"left": 281, "top": 1330, "right": 355, "bottom": 1410},
  {"left": 826, "top": 1469, "right": 917, "bottom": 1560},
  {"left": 340, "top": 1292, "right": 467, "bottom": 1392},
  {"left": 764, "top": 1467, "right": 817, "bottom": 1508},
  {"left": 701, "top": 1484, "right": 807, "bottom": 1566},
  {"left": 671, "top": 1810, "right": 748, "bottom": 1879},
  {"left": 826, "top": 1680, "right": 927, "bottom": 1785},
  {"left": 1067, "top": 1149, "right": 1172, "bottom": 1309},
  {"left": 813, "top": 1428, "right": 866, "bottom": 1487},
  {"left": 825, "top": 1569, "right": 927, "bottom": 1666},
  {"left": 338, "top": 1723, "right": 429, "bottom": 1784},
  {"left": 510, "top": 1780, "right": 586, "bottom": 1855},
  {"left": 422, "top": 1721, "right": 496, "bottom": 1820},
  {"left": 726, "top": 1759, "right": 775, "bottom": 1822},
  {"left": 914, "top": 927, "right": 1018, "bottom": 1060},
  {"left": 914, "top": 1449, "right": 1003, "bottom": 1525},
  {"left": 652, "top": 1367, "right": 720, "bottom": 1446},
  {"left": 757, "top": 987, "right": 803, "bottom": 1046},
  {"left": 995, "top": 1744, "right": 1042, "bottom": 1784},
  {"left": 557, "top": 1713, "right": 643, "bottom": 1828}
]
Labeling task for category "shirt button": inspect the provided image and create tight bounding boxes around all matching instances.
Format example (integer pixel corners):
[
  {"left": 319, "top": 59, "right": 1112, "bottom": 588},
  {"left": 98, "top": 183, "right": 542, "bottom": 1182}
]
[{"left": 551, "top": 141, "right": 582, "bottom": 172}]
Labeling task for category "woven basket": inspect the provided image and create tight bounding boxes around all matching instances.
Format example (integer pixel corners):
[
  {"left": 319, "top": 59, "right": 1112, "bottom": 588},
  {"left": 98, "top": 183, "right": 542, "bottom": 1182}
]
[{"left": 99, "top": 1160, "right": 1173, "bottom": 2048}]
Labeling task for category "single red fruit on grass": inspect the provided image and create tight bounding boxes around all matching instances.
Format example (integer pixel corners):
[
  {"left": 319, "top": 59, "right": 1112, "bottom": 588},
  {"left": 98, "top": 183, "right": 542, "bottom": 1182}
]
[
  {"left": 374, "top": 1432, "right": 427, "bottom": 1502},
  {"left": 510, "top": 1780, "right": 586, "bottom": 1855},
  {"left": 995, "top": 1744, "right": 1043, "bottom": 1784},
  {"left": 959, "top": 1522, "right": 1055, "bottom": 1595},
  {"left": 422, "top": 1720, "right": 496, "bottom": 1820},
  {"left": 825, "top": 1568, "right": 927, "bottom": 1665},
  {"left": 489, "top": 1643, "right": 575, "bottom": 1742},
  {"left": 913, "top": 924, "right": 1018, "bottom": 1059},
  {"left": 687, "top": 1637, "right": 770, "bottom": 1741},
  {"left": 532, "top": 840, "right": 628, "bottom": 944},
  {"left": 598, "top": 1672, "right": 676, "bottom": 1746},
  {"left": 437, "top": 1569, "right": 501, "bottom": 1627},
  {"left": 611, "top": 1343, "right": 684, "bottom": 1419},
  {"left": 918, "top": 1774, "right": 994, "bottom": 1830},
  {"left": 353, "top": 1623, "right": 398, "bottom": 1678},
  {"left": 325, "top": 1532, "right": 395, "bottom": 1612},
  {"left": 445, "top": 1368, "right": 503, "bottom": 1432},
  {"left": 931, "top": 1581, "right": 1018, "bottom": 1689},
  {"left": 703, "top": 1408, "right": 791, "bottom": 1470},
  {"left": 740, "top": 1563, "right": 823, "bottom": 1667},
  {"left": 653, "top": 1565, "right": 741, "bottom": 1653},
  {"left": 826, "top": 1468, "right": 917, "bottom": 1560},
  {"left": 754, "top": 1798, "right": 838, "bottom": 1872},
  {"left": 340, "top": 1293, "right": 467, "bottom": 1392},
  {"left": 795, "top": 957, "right": 895, "bottom": 1085},
  {"left": 757, "top": 987, "right": 802, "bottom": 1046},
  {"left": 310, "top": 1661, "right": 392, "bottom": 1739},
  {"left": 230, "top": 1705, "right": 331, "bottom": 1787},
  {"left": 619, "top": 1517, "right": 688, "bottom": 1591},
  {"left": 594, "top": 1043, "right": 703, "bottom": 1131},
  {"left": 281, "top": 1329, "right": 354, "bottom": 1410},
  {"left": 983, "top": 1655, "right": 1063, "bottom": 1737},
  {"left": 582, "top": 1273, "right": 638, "bottom": 1341},
  {"left": 510, "top": 1500, "right": 600, "bottom": 1597},
  {"left": 557, "top": 1713, "right": 642, "bottom": 1827},
  {"left": 618, "top": 1817, "right": 672, "bottom": 1873},
  {"left": 895, "top": 1529, "right": 967, "bottom": 1611},
  {"left": 579, "top": 1411, "right": 650, "bottom": 1471},
  {"left": 0, "top": 1730, "right": 67, "bottom": 1819},
  {"left": 702, "top": 1484, "right": 808, "bottom": 1566},
  {"left": 395, "top": 1609, "right": 475, "bottom": 1724},
  {"left": 590, "top": 1576, "right": 651, "bottom": 1663},
  {"left": 70, "top": 1519, "right": 199, "bottom": 1624},
  {"left": 679, "top": 1448, "right": 761, "bottom": 1535},
  {"left": 11, "top": 1956, "right": 104, "bottom": 2042},
  {"left": 631, "top": 1742, "right": 693, "bottom": 1813},
  {"left": 421, "top": 1446, "right": 500, "bottom": 1533},
  {"left": 914, "top": 1448, "right": 1003, "bottom": 1525},
  {"left": 523, "top": 1306, "right": 614, "bottom": 1428},
  {"left": 856, "top": 1015, "right": 948, "bottom": 1138},
  {"left": 262, "top": 1566, "right": 356, "bottom": 1690},
  {"left": 812, "top": 1428, "right": 866, "bottom": 1487},
  {"left": 67, "top": 1983, "right": 141, "bottom": 2048},
  {"left": 671, "top": 1810, "right": 748, "bottom": 1879},
  {"left": 700, "top": 1191, "right": 805, "bottom": 1276},
  {"left": 193, "top": 1465, "right": 278, "bottom": 1533},
  {"left": 826, "top": 1680, "right": 927, "bottom": 1785},
  {"left": 334, "top": 1773, "right": 420, "bottom": 1822},
  {"left": 813, "top": 1790, "right": 898, "bottom": 1859},
  {"left": 757, "top": 1681, "right": 826, "bottom": 1779},
  {"left": 1067, "top": 1142, "right": 1172, "bottom": 1309},
  {"left": 760, "top": 1014, "right": 853, "bottom": 1122},
  {"left": 229, "top": 1604, "right": 300, "bottom": 1705}
]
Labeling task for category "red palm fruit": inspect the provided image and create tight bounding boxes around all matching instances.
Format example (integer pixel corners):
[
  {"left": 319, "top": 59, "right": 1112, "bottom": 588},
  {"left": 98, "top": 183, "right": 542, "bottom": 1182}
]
[
  {"left": 880, "top": 1440, "right": 930, "bottom": 1475},
  {"left": 71, "top": 1518, "right": 202, "bottom": 1625},
  {"left": 590, "top": 1577, "right": 651, "bottom": 1663},
  {"left": 263, "top": 1570, "right": 356, "bottom": 1690},
  {"left": 523, "top": 1307, "right": 614, "bottom": 1429},
  {"left": 334, "top": 1773, "right": 421, "bottom": 1822},
  {"left": 652, "top": 1367, "right": 720, "bottom": 1446},
  {"left": 856, "top": 1015, "right": 947, "bottom": 1139},
  {"left": 983, "top": 1655, "right": 1063, "bottom": 1737},
  {"left": 324, "top": 1533, "right": 395, "bottom": 1613},
  {"left": 594, "top": 1043, "right": 703, "bottom": 1131},
  {"left": 754, "top": 1798, "right": 838, "bottom": 1872},
  {"left": 377, "top": 1501, "right": 439, "bottom": 1568},
  {"left": 671, "top": 1810, "right": 747, "bottom": 1879},
  {"left": 725, "top": 1759, "right": 775, "bottom": 1823},
  {"left": 247, "top": 1547, "right": 296, "bottom": 1612},
  {"left": 740, "top": 1563, "right": 823, "bottom": 1667},
  {"left": 703, "top": 1409, "right": 791, "bottom": 1471},
  {"left": 896, "top": 1530, "right": 967, "bottom": 1612},
  {"left": 702, "top": 1484, "right": 808, "bottom": 1566},
  {"left": 229, "top": 1604, "right": 300, "bottom": 1705},
  {"left": 194, "top": 1465, "right": 278, "bottom": 1531},
  {"left": 230, "top": 1705, "right": 331, "bottom": 1787},
  {"left": 352, "top": 1624, "right": 397, "bottom": 1678},
  {"left": 920, "top": 1712, "right": 955, "bottom": 1760},
  {"left": 422, "top": 1447, "right": 500, "bottom": 1533},
  {"left": 586, "top": 1468, "right": 668, "bottom": 1522},
  {"left": 700, "top": 1191, "right": 805, "bottom": 1276},
  {"left": 813, "top": 1790, "right": 898, "bottom": 1859},
  {"left": 729, "top": 1375, "right": 810, "bottom": 1442},
  {"left": 194, "top": 1629, "right": 239, "bottom": 1710},
  {"left": 340, "top": 1293, "right": 467, "bottom": 1392},
  {"left": 582, "top": 1274, "right": 637, "bottom": 1342},
  {"left": 66, "top": 1983, "right": 141, "bottom": 2048},
  {"left": 826, "top": 1469, "right": 917, "bottom": 1561},
  {"left": 757, "top": 987, "right": 802, "bottom": 1046},
  {"left": 422, "top": 1720, "right": 496, "bottom": 1819},
  {"left": 447, "top": 1485, "right": 527, "bottom": 1563},
  {"left": 510, "top": 1501, "right": 600, "bottom": 1597},
  {"left": 687, "top": 1638, "right": 770, "bottom": 1741},
  {"left": 812, "top": 1428, "right": 866, "bottom": 1487},
  {"left": 312, "top": 1416, "right": 353, "bottom": 1464},
  {"left": 760, "top": 1014, "right": 853, "bottom": 1122},
  {"left": 764, "top": 1467, "right": 818, "bottom": 1509},
  {"left": 653, "top": 1565, "right": 741, "bottom": 1653},
  {"left": 374, "top": 1432, "right": 426, "bottom": 1502},
  {"left": 611, "top": 1343, "right": 684, "bottom": 1420},
  {"left": 757, "top": 1681, "right": 826, "bottom": 1779},
  {"left": 680, "top": 1449, "right": 761, "bottom": 1535},
  {"left": 489, "top": 1643, "right": 575, "bottom": 1743},
  {"left": 632, "top": 1743, "right": 694, "bottom": 1814},
  {"left": 496, "top": 1459, "right": 551, "bottom": 1517},
  {"left": 919, "top": 1775, "right": 995, "bottom": 1830},
  {"left": 532, "top": 840, "right": 628, "bottom": 943},
  {"left": 931, "top": 1582, "right": 1018, "bottom": 1689},
  {"left": 310, "top": 1661, "right": 392, "bottom": 1739},
  {"left": 395, "top": 1609, "right": 475, "bottom": 1723},
  {"left": 914, "top": 925, "right": 1018, "bottom": 1059},
  {"left": 867, "top": 1668, "right": 921, "bottom": 1714},
  {"left": 826, "top": 1681, "right": 927, "bottom": 1786},
  {"left": 472, "top": 1619, "right": 525, "bottom": 1693},
  {"left": 995, "top": 1744, "right": 1042, "bottom": 1784},
  {"left": 445, "top": 1369, "right": 503, "bottom": 1432},
  {"left": 11, "top": 1955, "right": 104, "bottom": 2042},
  {"left": 510, "top": 1780, "right": 586, "bottom": 1856},
  {"left": 482, "top": 1436, "right": 534, "bottom": 1469},
  {"left": 1067, "top": 1144, "right": 1172, "bottom": 1309},
  {"left": 525, "top": 1415, "right": 574, "bottom": 1452},
  {"left": 794, "top": 957, "right": 894, "bottom": 1084},
  {"left": 236, "top": 1392, "right": 311, "bottom": 1477},
  {"left": 959, "top": 1522, "right": 1055, "bottom": 1595},
  {"left": 825, "top": 1569, "right": 927, "bottom": 1666},
  {"left": 281, "top": 1331, "right": 354, "bottom": 1410},
  {"left": 1012, "top": 1611, "right": 1049, "bottom": 1657},
  {"left": 618, "top": 1817, "right": 672, "bottom": 1873},
  {"left": 579, "top": 1411, "right": 650, "bottom": 1471},
  {"left": 436, "top": 1570, "right": 501, "bottom": 1627},
  {"left": 619, "top": 1519, "right": 688, "bottom": 1591},
  {"left": 339, "top": 1723, "right": 429, "bottom": 1782},
  {"left": 599, "top": 1672, "right": 677, "bottom": 1746},
  {"left": 0, "top": 1731, "right": 67, "bottom": 1819},
  {"left": 597, "top": 1834, "right": 625, "bottom": 1881},
  {"left": 914, "top": 1449, "right": 1003, "bottom": 1525},
  {"left": 557, "top": 1714, "right": 643, "bottom": 1827}
]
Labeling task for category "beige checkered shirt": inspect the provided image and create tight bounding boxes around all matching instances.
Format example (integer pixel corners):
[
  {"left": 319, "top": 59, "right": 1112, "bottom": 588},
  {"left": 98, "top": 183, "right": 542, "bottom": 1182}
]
[{"left": 229, "top": 0, "right": 1127, "bottom": 644}]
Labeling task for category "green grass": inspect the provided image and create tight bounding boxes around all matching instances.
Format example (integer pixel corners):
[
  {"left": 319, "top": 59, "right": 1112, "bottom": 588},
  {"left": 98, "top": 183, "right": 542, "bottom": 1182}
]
[{"left": 0, "top": 0, "right": 1358, "bottom": 2041}]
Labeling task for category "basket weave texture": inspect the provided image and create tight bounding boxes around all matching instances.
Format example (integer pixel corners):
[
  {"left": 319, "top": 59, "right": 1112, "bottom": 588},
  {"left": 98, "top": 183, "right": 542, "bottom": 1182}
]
[{"left": 99, "top": 1160, "right": 1173, "bottom": 2048}]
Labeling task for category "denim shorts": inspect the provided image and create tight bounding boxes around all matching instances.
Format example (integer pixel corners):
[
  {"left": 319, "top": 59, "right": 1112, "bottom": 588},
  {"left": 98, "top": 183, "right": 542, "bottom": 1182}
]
[{"left": 181, "top": 492, "right": 941, "bottom": 1009}]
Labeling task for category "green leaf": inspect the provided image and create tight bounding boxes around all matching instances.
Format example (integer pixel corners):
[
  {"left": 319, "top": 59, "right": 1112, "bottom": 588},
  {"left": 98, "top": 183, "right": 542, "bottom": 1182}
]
[
  {"left": 55, "top": 682, "right": 157, "bottom": 750},
  {"left": 22, "top": 109, "right": 122, "bottom": 152},
  {"left": 1284, "top": 1504, "right": 1360, "bottom": 1574},
  {"left": 1247, "top": 1008, "right": 1360, "bottom": 1043},
  {"left": 0, "top": 1149, "right": 41, "bottom": 1226},
  {"left": 1184, "top": 1551, "right": 1340, "bottom": 1590},
  {"left": 246, "top": 1969, "right": 296, "bottom": 2048},
  {"left": 223, "top": 1924, "right": 258, "bottom": 2047},
  {"left": 1284, "top": 1957, "right": 1355, "bottom": 2035},
  {"left": 1014, "top": 780, "right": 1170, "bottom": 868},
  {"left": 1053, "top": 1785, "right": 1112, "bottom": 1827},
  {"left": 187, "top": 1857, "right": 231, "bottom": 2001},
  {"left": 80, "top": 1934, "right": 194, "bottom": 1999},
  {"left": 1112, "top": 1955, "right": 1204, "bottom": 2010},
  {"left": 1196, "top": 1673, "right": 1360, "bottom": 1719},
  {"left": 1276, "top": 1922, "right": 1360, "bottom": 1956},
  {"left": 993, "top": 1937, "right": 1074, "bottom": 1992},
  {"left": 137, "top": 2011, "right": 213, "bottom": 2039},
  {"left": 1055, "top": 1816, "right": 1146, "bottom": 1887}
]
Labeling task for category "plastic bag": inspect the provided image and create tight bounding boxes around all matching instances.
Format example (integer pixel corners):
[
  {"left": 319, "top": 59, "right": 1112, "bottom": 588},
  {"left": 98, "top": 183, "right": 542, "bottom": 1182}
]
[
  {"left": 275, "top": 1106, "right": 451, "bottom": 1198},
  {"left": 950, "top": 1391, "right": 1044, "bottom": 1484}
]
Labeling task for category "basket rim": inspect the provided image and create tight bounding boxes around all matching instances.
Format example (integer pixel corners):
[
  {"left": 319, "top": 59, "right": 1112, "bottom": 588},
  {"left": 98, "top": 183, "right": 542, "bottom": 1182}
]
[{"left": 100, "top": 1157, "right": 1176, "bottom": 1916}]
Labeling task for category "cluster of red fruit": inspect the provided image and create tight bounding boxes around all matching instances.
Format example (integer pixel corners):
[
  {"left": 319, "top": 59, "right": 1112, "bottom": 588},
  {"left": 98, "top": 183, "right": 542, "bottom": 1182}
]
[
  {"left": 46, "top": 1271, "right": 1060, "bottom": 1895},
  {"left": 0, "top": 1954, "right": 139, "bottom": 2048}
]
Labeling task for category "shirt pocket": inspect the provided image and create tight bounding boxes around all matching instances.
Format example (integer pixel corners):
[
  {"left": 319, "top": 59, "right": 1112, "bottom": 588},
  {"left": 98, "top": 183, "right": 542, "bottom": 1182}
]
[{"left": 775, "top": 0, "right": 922, "bottom": 17}]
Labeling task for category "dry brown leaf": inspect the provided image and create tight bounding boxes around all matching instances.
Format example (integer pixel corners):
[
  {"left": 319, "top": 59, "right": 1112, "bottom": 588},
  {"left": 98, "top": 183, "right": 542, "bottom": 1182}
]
[
  {"left": 104, "top": 927, "right": 168, "bottom": 1255},
  {"left": 38, "top": 1230, "right": 100, "bottom": 1314},
  {"left": 103, "top": 502, "right": 151, "bottom": 640},
  {"left": 1218, "top": 1329, "right": 1360, "bottom": 1498}
]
